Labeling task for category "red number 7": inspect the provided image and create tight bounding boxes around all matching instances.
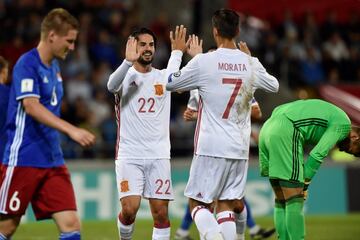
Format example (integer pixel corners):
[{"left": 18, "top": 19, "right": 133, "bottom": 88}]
[{"left": 222, "top": 78, "right": 242, "bottom": 119}]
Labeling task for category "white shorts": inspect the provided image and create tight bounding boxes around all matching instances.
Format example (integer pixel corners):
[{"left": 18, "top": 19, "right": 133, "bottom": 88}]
[
  {"left": 184, "top": 155, "right": 248, "bottom": 203},
  {"left": 115, "top": 158, "right": 174, "bottom": 200}
]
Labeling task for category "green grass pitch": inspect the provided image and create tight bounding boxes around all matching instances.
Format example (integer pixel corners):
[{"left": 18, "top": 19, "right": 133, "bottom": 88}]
[{"left": 13, "top": 214, "right": 360, "bottom": 240}]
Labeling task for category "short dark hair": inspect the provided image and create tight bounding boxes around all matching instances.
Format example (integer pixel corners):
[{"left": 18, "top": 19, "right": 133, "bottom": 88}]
[
  {"left": 0, "top": 56, "right": 8, "bottom": 72},
  {"left": 212, "top": 9, "right": 240, "bottom": 39},
  {"left": 41, "top": 8, "right": 79, "bottom": 40},
  {"left": 130, "top": 28, "right": 157, "bottom": 48}
]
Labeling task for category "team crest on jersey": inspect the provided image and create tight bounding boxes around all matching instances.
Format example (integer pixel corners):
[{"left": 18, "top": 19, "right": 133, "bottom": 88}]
[
  {"left": 154, "top": 84, "right": 164, "bottom": 96},
  {"left": 43, "top": 76, "right": 49, "bottom": 83},
  {"left": 120, "top": 180, "right": 129, "bottom": 192}
]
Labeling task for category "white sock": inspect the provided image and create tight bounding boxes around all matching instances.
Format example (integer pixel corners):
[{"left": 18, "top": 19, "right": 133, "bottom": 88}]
[
  {"left": 235, "top": 207, "right": 247, "bottom": 240},
  {"left": 216, "top": 211, "right": 236, "bottom": 240},
  {"left": 191, "top": 206, "right": 222, "bottom": 240},
  {"left": 249, "top": 225, "right": 261, "bottom": 235},
  {"left": 152, "top": 227, "right": 170, "bottom": 240},
  {"left": 117, "top": 217, "right": 134, "bottom": 240}
]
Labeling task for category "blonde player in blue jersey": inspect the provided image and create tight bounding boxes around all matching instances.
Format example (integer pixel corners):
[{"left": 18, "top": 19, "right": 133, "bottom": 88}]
[
  {"left": 0, "top": 9, "right": 95, "bottom": 240},
  {"left": 167, "top": 9, "right": 279, "bottom": 240},
  {"left": 259, "top": 99, "right": 360, "bottom": 240}
]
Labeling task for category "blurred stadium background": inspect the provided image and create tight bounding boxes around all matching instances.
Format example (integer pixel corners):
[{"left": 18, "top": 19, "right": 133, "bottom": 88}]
[{"left": 1, "top": 0, "right": 360, "bottom": 239}]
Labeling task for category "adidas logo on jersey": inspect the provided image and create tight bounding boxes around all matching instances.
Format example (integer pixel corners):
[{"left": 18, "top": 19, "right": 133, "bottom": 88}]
[{"left": 196, "top": 192, "right": 203, "bottom": 199}]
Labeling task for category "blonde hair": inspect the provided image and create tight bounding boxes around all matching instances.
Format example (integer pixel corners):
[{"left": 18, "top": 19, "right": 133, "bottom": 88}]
[{"left": 40, "top": 8, "right": 79, "bottom": 40}]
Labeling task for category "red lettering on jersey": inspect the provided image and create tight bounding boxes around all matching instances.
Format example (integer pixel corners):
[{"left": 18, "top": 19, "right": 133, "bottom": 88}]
[
  {"left": 218, "top": 62, "right": 225, "bottom": 70},
  {"left": 154, "top": 84, "right": 164, "bottom": 96},
  {"left": 233, "top": 64, "right": 238, "bottom": 71},
  {"left": 218, "top": 62, "right": 246, "bottom": 71},
  {"left": 120, "top": 180, "right": 129, "bottom": 192}
]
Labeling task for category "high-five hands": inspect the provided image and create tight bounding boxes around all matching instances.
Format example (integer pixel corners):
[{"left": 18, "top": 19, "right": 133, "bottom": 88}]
[
  {"left": 187, "top": 34, "right": 203, "bottom": 57},
  {"left": 125, "top": 36, "right": 140, "bottom": 63},
  {"left": 170, "top": 25, "right": 189, "bottom": 52}
]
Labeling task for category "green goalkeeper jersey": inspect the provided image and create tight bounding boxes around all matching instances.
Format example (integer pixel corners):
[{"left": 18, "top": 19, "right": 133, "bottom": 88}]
[
  {"left": 259, "top": 99, "right": 351, "bottom": 181},
  {"left": 273, "top": 99, "right": 351, "bottom": 161}
]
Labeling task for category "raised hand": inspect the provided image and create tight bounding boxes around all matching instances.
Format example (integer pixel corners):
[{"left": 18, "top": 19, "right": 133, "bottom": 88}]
[
  {"left": 187, "top": 34, "right": 203, "bottom": 57},
  {"left": 126, "top": 36, "right": 140, "bottom": 63},
  {"left": 238, "top": 41, "right": 252, "bottom": 56},
  {"left": 170, "top": 25, "right": 189, "bottom": 52}
]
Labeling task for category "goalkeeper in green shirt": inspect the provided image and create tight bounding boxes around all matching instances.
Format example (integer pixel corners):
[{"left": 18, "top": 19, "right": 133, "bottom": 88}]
[{"left": 259, "top": 99, "right": 360, "bottom": 240}]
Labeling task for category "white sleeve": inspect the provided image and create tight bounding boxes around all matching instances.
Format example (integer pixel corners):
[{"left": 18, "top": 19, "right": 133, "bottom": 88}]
[
  {"left": 165, "top": 50, "right": 183, "bottom": 74},
  {"left": 187, "top": 89, "right": 199, "bottom": 111},
  {"left": 107, "top": 60, "right": 133, "bottom": 93},
  {"left": 166, "top": 54, "right": 201, "bottom": 92},
  {"left": 251, "top": 57, "right": 279, "bottom": 93}
]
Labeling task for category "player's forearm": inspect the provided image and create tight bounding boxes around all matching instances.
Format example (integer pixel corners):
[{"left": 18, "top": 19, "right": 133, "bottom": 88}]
[
  {"left": 107, "top": 59, "right": 133, "bottom": 93},
  {"left": 166, "top": 70, "right": 196, "bottom": 92},
  {"left": 166, "top": 50, "right": 183, "bottom": 73},
  {"left": 304, "top": 155, "right": 322, "bottom": 180},
  {"left": 166, "top": 77, "right": 191, "bottom": 92},
  {"left": 255, "top": 71, "right": 279, "bottom": 93},
  {"left": 252, "top": 57, "right": 279, "bottom": 93},
  {"left": 22, "top": 98, "right": 77, "bottom": 136},
  {"left": 167, "top": 56, "right": 199, "bottom": 92}
]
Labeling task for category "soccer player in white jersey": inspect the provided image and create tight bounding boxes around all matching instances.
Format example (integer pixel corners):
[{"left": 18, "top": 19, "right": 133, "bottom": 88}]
[
  {"left": 107, "top": 26, "right": 194, "bottom": 240},
  {"left": 181, "top": 91, "right": 275, "bottom": 240},
  {"left": 166, "top": 9, "right": 279, "bottom": 240}
]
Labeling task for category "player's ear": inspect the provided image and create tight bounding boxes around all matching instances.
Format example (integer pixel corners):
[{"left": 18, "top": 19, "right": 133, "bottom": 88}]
[
  {"left": 48, "top": 30, "right": 56, "bottom": 43},
  {"left": 350, "top": 127, "right": 360, "bottom": 141},
  {"left": 213, "top": 27, "right": 218, "bottom": 38}
]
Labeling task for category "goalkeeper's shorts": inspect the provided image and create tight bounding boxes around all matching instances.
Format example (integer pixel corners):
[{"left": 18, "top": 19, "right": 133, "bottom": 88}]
[{"left": 259, "top": 114, "right": 305, "bottom": 182}]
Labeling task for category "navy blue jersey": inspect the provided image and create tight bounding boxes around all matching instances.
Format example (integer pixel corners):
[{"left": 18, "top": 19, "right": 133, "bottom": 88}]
[
  {"left": 0, "top": 84, "right": 10, "bottom": 159},
  {"left": 3, "top": 48, "right": 65, "bottom": 167}
]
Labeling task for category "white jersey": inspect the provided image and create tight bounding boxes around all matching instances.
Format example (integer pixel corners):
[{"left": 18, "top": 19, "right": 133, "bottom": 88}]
[
  {"left": 108, "top": 51, "right": 183, "bottom": 159},
  {"left": 167, "top": 48, "right": 278, "bottom": 159}
]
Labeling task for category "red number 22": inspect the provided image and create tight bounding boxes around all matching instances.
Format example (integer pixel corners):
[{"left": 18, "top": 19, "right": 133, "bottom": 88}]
[
  {"left": 138, "top": 97, "right": 155, "bottom": 113},
  {"left": 155, "top": 179, "right": 171, "bottom": 195}
]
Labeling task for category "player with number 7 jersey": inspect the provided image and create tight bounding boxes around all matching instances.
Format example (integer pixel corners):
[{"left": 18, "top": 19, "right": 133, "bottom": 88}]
[
  {"left": 166, "top": 48, "right": 279, "bottom": 160},
  {"left": 166, "top": 9, "right": 279, "bottom": 240}
]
